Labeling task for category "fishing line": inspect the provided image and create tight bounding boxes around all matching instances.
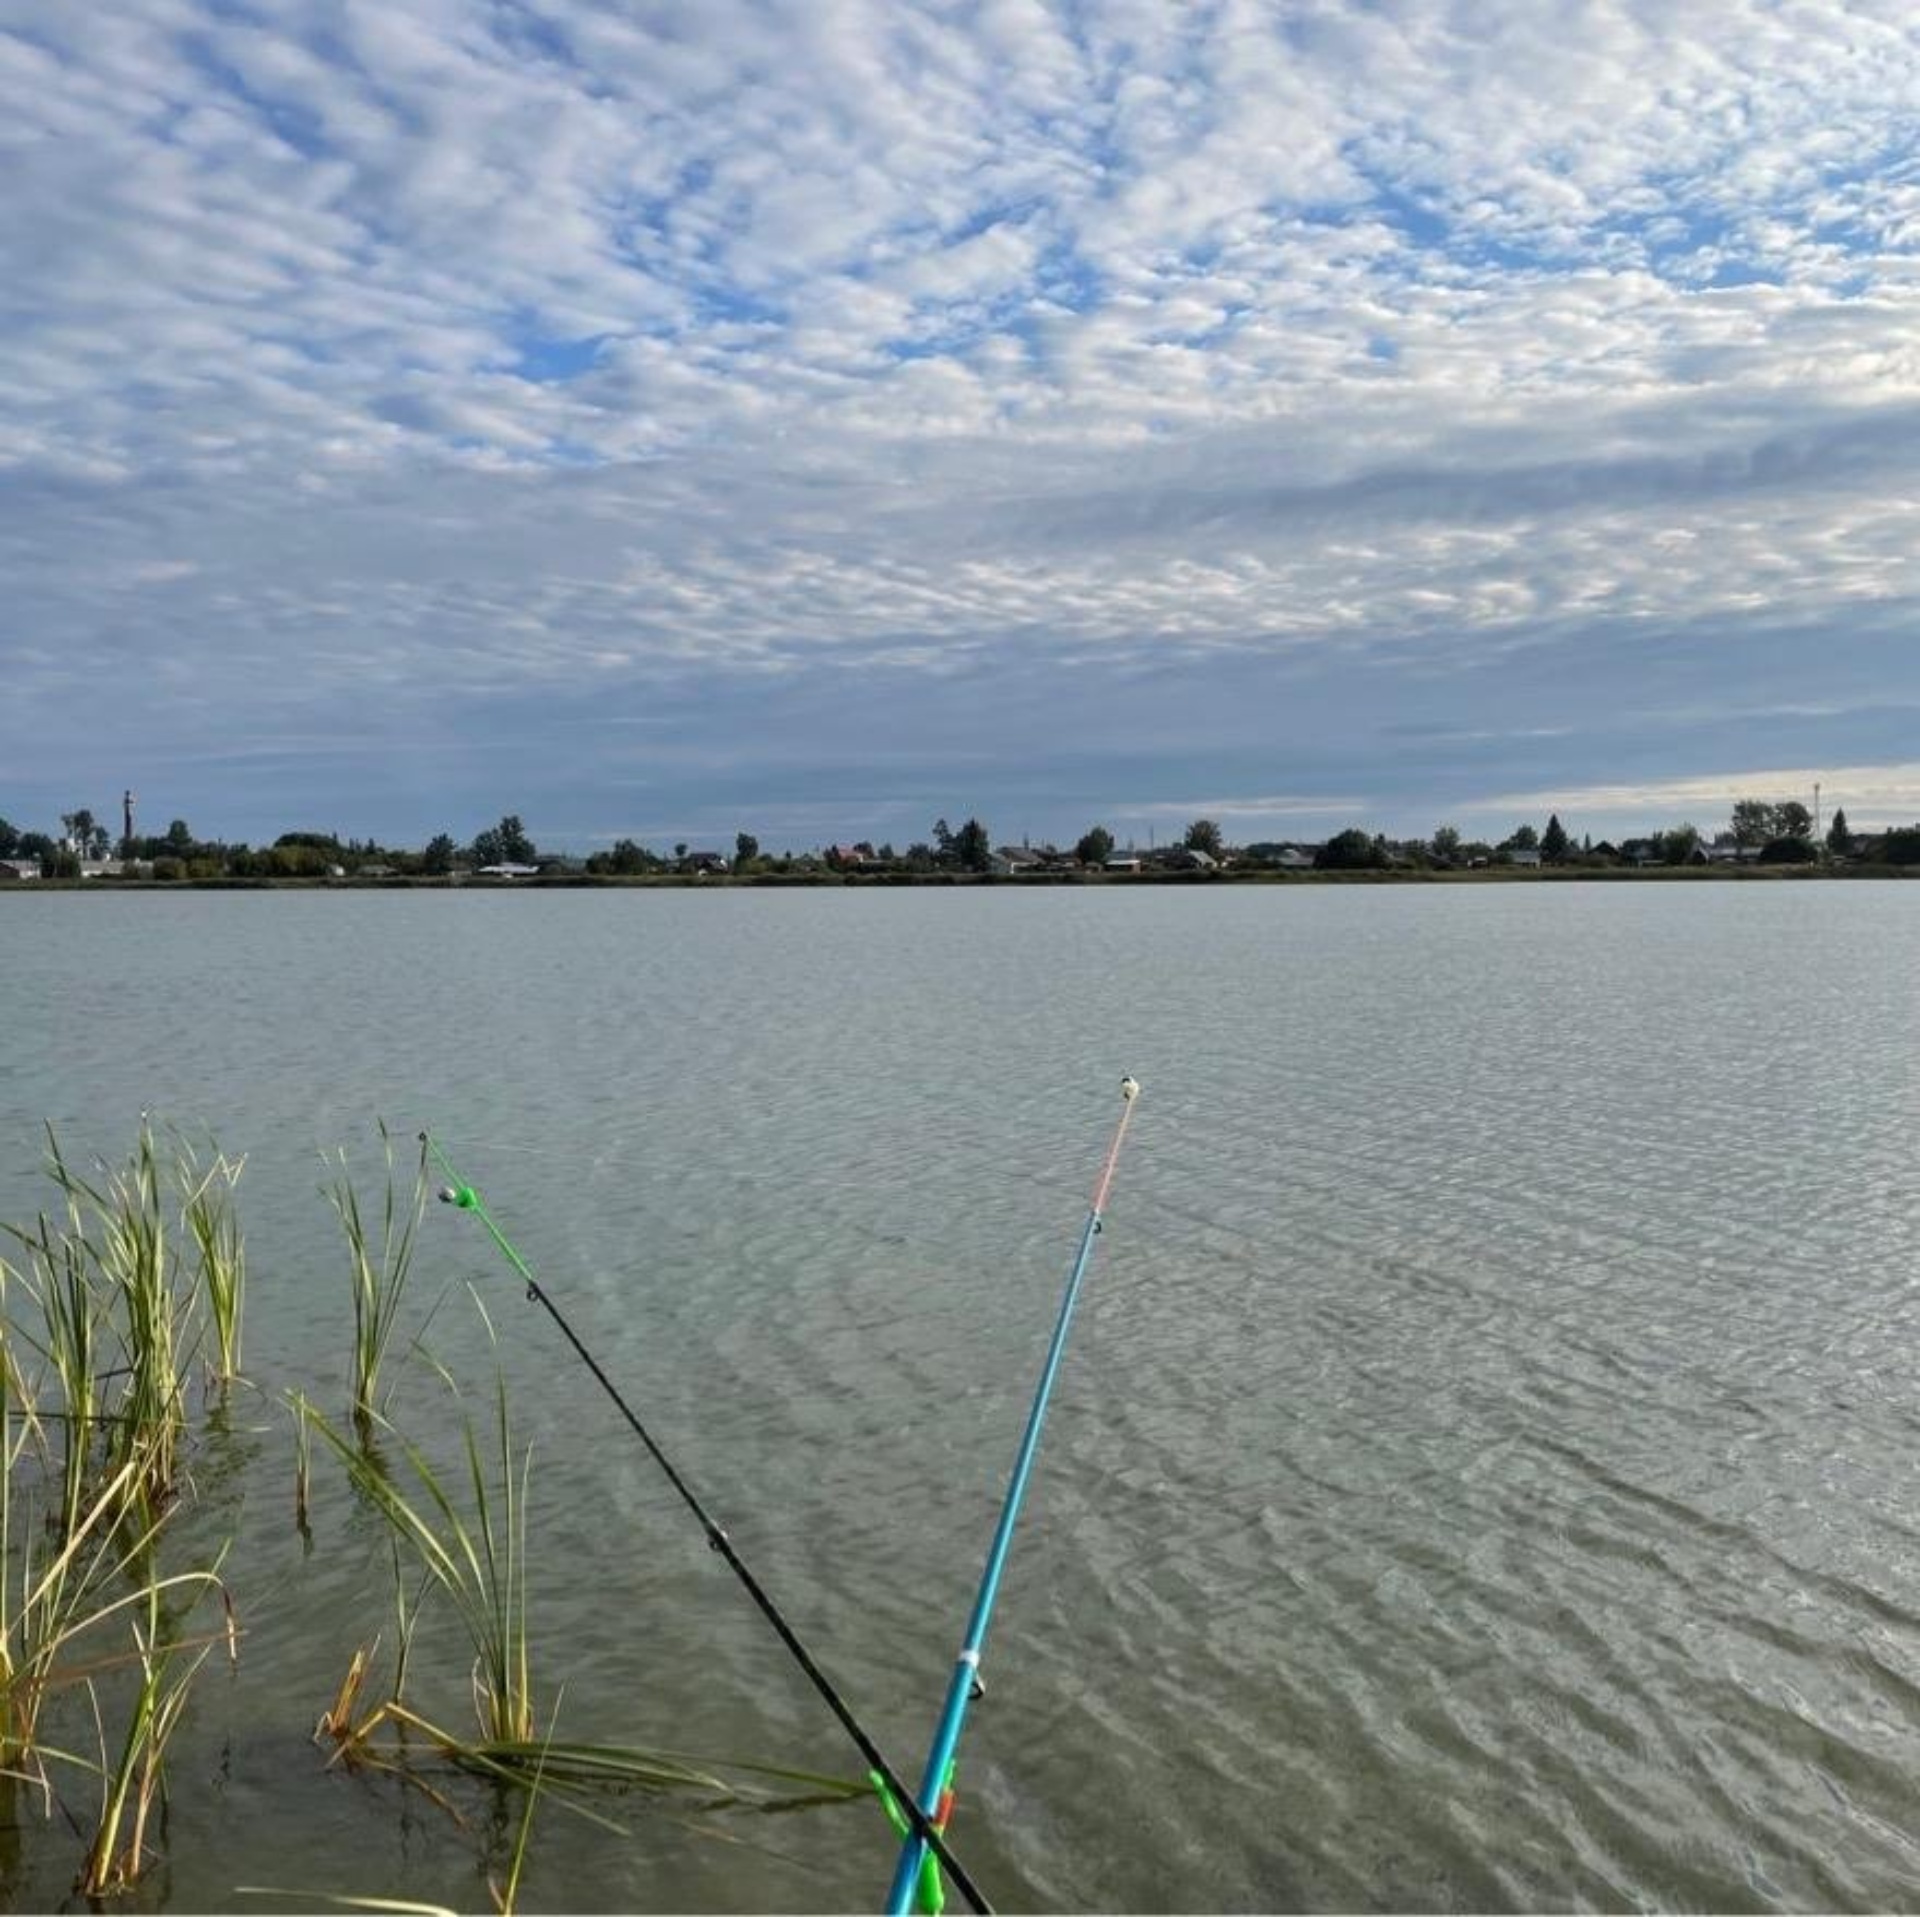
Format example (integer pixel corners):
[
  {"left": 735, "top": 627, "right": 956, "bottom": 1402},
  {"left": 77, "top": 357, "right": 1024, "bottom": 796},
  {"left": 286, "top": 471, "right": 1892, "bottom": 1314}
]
[
  {"left": 418, "top": 1131, "right": 993, "bottom": 1916},
  {"left": 884, "top": 1077, "right": 1141, "bottom": 1917}
]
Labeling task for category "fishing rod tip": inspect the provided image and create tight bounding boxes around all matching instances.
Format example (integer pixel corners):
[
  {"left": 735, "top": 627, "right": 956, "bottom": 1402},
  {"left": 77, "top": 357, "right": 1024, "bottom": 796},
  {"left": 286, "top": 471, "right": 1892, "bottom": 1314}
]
[{"left": 1120, "top": 1075, "right": 1140, "bottom": 1101}]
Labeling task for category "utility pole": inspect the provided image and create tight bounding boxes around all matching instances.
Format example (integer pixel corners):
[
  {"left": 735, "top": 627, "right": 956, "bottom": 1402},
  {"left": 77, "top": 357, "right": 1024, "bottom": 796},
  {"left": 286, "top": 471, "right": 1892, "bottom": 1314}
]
[{"left": 123, "top": 789, "right": 136, "bottom": 857}]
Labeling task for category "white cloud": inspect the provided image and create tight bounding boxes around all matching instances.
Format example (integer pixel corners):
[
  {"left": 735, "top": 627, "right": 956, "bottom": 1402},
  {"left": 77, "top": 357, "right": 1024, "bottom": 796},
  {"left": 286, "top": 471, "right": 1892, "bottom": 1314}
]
[
  {"left": 1480, "top": 763, "right": 1920, "bottom": 830},
  {"left": 3, "top": 0, "right": 1919, "bottom": 839}
]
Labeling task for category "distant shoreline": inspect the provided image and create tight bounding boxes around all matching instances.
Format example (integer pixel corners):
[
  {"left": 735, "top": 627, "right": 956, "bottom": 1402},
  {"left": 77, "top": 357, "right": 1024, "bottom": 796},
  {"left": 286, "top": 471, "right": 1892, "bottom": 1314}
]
[{"left": 6, "top": 864, "right": 1915, "bottom": 892}]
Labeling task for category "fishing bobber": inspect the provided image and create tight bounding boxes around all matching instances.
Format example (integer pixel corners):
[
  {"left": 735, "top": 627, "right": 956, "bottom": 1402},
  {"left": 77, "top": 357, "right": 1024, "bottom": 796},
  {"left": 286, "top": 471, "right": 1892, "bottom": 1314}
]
[{"left": 1120, "top": 1075, "right": 1140, "bottom": 1101}]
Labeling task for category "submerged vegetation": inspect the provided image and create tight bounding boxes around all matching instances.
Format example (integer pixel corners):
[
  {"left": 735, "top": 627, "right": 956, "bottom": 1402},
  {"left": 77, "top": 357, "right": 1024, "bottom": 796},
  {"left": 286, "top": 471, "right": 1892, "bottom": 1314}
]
[{"left": 0, "top": 1118, "right": 866, "bottom": 1907}]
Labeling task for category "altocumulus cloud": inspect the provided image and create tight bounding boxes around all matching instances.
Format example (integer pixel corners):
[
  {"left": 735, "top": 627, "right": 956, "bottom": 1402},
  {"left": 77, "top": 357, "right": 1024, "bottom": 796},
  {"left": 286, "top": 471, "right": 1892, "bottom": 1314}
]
[{"left": 3, "top": 0, "right": 1918, "bottom": 847}]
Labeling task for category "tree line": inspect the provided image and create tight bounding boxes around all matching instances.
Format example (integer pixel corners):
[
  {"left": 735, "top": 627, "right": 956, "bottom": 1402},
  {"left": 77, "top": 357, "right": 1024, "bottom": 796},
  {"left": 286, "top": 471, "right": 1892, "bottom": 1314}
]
[{"left": 2, "top": 797, "right": 1916, "bottom": 882}]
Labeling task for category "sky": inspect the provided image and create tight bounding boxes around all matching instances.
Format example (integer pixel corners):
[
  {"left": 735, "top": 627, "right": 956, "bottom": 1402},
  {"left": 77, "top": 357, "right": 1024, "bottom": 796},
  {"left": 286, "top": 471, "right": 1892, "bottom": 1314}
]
[{"left": 3, "top": 0, "right": 1918, "bottom": 854}]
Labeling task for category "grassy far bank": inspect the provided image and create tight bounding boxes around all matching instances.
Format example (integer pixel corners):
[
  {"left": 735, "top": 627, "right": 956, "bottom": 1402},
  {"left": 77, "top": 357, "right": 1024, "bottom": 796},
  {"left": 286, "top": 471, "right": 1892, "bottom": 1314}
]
[{"left": 5, "top": 861, "right": 1918, "bottom": 891}]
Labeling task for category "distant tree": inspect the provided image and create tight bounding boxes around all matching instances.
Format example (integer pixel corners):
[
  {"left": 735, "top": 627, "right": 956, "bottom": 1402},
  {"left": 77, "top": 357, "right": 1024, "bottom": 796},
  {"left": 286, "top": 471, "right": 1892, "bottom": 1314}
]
[
  {"left": 473, "top": 816, "right": 534, "bottom": 865},
  {"left": 1502, "top": 823, "right": 1539, "bottom": 852},
  {"left": 953, "top": 818, "right": 992, "bottom": 872},
  {"left": 1075, "top": 825, "right": 1115, "bottom": 867},
  {"left": 1430, "top": 824, "right": 1461, "bottom": 862},
  {"left": 904, "top": 842, "right": 938, "bottom": 872},
  {"left": 931, "top": 818, "right": 955, "bottom": 862},
  {"left": 735, "top": 832, "right": 760, "bottom": 870},
  {"left": 1315, "top": 827, "right": 1389, "bottom": 870},
  {"left": 1826, "top": 808, "right": 1853, "bottom": 857},
  {"left": 1659, "top": 823, "right": 1702, "bottom": 865},
  {"left": 0, "top": 817, "right": 17, "bottom": 858},
  {"left": 1540, "top": 814, "right": 1569, "bottom": 862},
  {"left": 421, "top": 833, "right": 456, "bottom": 874},
  {"left": 673, "top": 842, "right": 688, "bottom": 865},
  {"left": 1184, "top": 819, "right": 1224, "bottom": 859},
  {"left": 165, "top": 819, "right": 195, "bottom": 854},
  {"left": 608, "top": 838, "right": 651, "bottom": 875},
  {"left": 1880, "top": 825, "right": 1920, "bottom": 865},
  {"left": 1729, "top": 798, "right": 1812, "bottom": 850},
  {"left": 41, "top": 844, "right": 81, "bottom": 879},
  {"left": 1758, "top": 835, "right": 1816, "bottom": 864}
]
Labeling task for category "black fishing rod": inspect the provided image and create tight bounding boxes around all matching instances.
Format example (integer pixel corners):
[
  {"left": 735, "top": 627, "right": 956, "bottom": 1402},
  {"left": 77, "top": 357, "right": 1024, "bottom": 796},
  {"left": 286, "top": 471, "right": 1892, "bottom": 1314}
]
[{"left": 421, "top": 1133, "right": 992, "bottom": 1916}]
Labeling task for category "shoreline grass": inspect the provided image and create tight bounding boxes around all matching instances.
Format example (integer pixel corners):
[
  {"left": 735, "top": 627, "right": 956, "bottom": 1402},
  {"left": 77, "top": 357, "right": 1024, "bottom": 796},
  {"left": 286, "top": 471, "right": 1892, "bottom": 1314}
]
[{"left": 2, "top": 1116, "right": 869, "bottom": 1908}]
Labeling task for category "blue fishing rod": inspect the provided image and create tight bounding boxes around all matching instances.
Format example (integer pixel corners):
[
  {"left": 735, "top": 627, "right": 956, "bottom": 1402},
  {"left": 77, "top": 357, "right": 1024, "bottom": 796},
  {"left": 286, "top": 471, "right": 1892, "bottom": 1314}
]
[{"left": 883, "top": 1076, "right": 1142, "bottom": 1916}]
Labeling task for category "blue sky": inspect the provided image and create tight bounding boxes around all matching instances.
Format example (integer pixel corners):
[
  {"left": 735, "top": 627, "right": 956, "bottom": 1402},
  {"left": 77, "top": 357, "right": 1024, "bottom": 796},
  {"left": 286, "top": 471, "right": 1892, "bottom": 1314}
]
[{"left": 4, "top": 0, "right": 1918, "bottom": 853}]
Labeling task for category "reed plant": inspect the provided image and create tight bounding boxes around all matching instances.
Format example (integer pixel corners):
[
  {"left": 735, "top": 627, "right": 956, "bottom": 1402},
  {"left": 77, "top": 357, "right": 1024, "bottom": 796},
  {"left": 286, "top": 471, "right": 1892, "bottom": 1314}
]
[
  {"left": 492, "top": 1710, "right": 554, "bottom": 1917},
  {"left": 306, "top": 1365, "right": 533, "bottom": 1746},
  {"left": 289, "top": 1392, "right": 314, "bottom": 1536},
  {"left": 3, "top": 1208, "right": 101, "bottom": 1540},
  {"left": 0, "top": 1428, "right": 221, "bottom": 1792},
  {"left": 43, "top": 1122, "right": 199, "bottom": 1511},
  {"left": 76, "top": 1558, "right": 234, "bottom": 1896},
  {"left": 1, "top": 1120, "right": 241, "bottom": 1900},
  {"left": 301, "top": 1366, "right": 864, "bottom": 1839},
  {"left": 325, "top": 1125, "right": 429, "bottom": 1426},
  {"left": 179, "top": 1136, "right": 247, "bottom": 1383}
]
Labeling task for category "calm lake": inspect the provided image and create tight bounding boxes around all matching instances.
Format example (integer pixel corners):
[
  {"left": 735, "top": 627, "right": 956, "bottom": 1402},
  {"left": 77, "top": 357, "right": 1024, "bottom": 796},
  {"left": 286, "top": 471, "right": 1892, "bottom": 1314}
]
[{"left": 3, "top": 883, "right": 1918, "bottom": 1912}]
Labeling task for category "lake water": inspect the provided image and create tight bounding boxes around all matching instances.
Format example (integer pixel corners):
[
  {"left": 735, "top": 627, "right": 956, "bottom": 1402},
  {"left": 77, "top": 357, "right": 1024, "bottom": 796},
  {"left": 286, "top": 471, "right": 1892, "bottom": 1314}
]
[{"left": 2, "top": 882, "right": 1918, "bottom": 1911}]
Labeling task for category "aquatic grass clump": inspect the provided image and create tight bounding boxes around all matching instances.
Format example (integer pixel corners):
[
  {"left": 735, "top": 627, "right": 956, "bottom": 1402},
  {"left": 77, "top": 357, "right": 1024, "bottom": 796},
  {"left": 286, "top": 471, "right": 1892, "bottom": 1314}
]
[
  {"left": 2, "top": 1119, "right": 240, "bottom": 1896},
  {"left": 7, "top": 1120, "right": 249, "bottom": 1536},
  {"left": 301, "top": 1351, "right": 863, "bottom": 1859},
  {"left": 306, "top": 1360, "right": 533, "bottom": 1747},
  {"left": 4, "top": 1206, "right": 104, "bottom": 1539},
  {"left": 42, "top": 1121, "right": 202, "bottom": 1512},
  {"left": 178, "top": 1136, "right": 247, "bottom": 1383},
  {"left": 0, "top": 1424, "right": 228, "bottom": 1797},
  {"left": 325, "top": 1124, "right": 429, "bottom": 1426}
]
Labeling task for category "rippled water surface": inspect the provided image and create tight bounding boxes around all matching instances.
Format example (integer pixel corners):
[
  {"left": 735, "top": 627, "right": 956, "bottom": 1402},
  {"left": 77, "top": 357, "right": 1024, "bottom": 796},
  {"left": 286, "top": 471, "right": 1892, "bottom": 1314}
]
[{"left": 2, "top": 883, "right": 1918, "bottom": 1911}]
